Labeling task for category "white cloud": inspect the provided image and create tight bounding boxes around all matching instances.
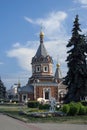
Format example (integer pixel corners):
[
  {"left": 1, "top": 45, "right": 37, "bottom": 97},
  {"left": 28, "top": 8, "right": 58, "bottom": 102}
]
[
  {"left": 82, "top": 5, "right": 87, "bottom": 8},
  {"left": 45, "top": 39, "right": 68, "bottom": 76},
  {"left": 45, "top": 40, "right": 67, "bottom": 63},
  {"left": 6, "top": 11, "right": 68, "bottom": 88},
  {"left": 7, "top": 46, "right": 36, "bottom": 72},
  {"left": 74, "top": 0, "right": 87, "bottom": 4},
  {"left": 82, "top": 28, "right": 87, "bottom": 34},
  {"left": 7, "top": 38, "right": 68, "bottom": 77},
  {"left": 24, "top": 11, "right": 68, "bottom": 40},
  {"left": 12, "top": 42, "right": 21, "bottom": 48},
  {"left": 24, "top": 16, "right": 34, "bottom": 24}
]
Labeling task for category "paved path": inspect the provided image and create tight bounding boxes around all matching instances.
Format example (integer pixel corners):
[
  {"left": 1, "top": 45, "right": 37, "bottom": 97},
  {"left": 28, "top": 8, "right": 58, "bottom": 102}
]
[{"left": 0, "top": 113, "right": 87, "bottom": 130}]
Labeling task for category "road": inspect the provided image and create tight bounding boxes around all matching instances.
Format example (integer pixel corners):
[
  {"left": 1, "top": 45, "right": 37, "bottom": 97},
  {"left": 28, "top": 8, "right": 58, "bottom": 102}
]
[{"left": 0, "top": 113, "right": 87, "bottom": 130}]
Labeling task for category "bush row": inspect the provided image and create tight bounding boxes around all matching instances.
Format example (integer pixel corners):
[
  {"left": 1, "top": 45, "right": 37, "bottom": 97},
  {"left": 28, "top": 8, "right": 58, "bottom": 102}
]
[
  {"left": 61, "top": 102, "right": 87, "bottom": 116},
  {"left": 27, "top": 101, "right": 39, "bottom": 108},
  {"left": 27, "top": 101, "right": 50, "bottom": 110}
]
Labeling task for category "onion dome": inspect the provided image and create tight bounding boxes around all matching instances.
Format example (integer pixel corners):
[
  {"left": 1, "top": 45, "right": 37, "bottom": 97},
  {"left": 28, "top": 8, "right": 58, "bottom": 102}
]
[
  {"left": 40, "top": 31, "right": 44, "bottom": 43},
  {"left": 56, "top": 63, "right": 60, "bottom": 68},
  {"left": 40, "top": 31, "right": 44, "bottom": 38}
]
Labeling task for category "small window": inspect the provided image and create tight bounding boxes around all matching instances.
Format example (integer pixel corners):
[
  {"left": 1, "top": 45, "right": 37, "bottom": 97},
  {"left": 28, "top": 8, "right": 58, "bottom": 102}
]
[
  {"left": 43, "top": 66, "right": 48, "bottom": 72},
  {"left": 36, "top": 66, "right": 40, "bottom": 72},
  {"left": 45, "top": 91, "right": 49, "bottom": 99},
  {"left": 22, "top": 94, "right": 27, "bottom": 102}
]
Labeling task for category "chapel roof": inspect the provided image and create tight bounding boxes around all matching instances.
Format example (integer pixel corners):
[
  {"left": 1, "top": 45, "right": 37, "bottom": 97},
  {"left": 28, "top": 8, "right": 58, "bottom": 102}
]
[
  {"left": 32, "top": 30, "right": 53, "bottom": 63},
  {"left": 19, "top": 85, "right": 34, "bottom": 93},
  {"left": 35, "top": 40, "right": 48, "bottom": 58}
]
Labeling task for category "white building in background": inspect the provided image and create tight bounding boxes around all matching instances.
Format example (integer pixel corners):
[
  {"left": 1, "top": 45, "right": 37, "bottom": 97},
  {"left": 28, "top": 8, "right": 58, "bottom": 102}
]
[{"left": 7, "top": 82, "right": 20, "bottom": 101}]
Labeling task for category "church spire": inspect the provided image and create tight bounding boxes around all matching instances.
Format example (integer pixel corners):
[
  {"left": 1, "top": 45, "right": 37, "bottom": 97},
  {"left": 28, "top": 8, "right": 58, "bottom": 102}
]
[
  {"left": 35, "top": 29, "right": 47, "bottom": 58},
  {"left": 54, "top": 62, "right": 62, "bottom": 83}
]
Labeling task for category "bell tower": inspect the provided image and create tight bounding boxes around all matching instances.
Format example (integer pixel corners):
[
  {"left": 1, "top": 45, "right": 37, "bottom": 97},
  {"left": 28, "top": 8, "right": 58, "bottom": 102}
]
[{"left": 29, "top": 30, "right": 54, "bottom": 83}]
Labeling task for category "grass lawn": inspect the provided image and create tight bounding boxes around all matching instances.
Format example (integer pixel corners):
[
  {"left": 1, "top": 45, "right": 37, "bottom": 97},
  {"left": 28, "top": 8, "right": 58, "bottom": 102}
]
[{"left": 0, "top": 104, "right": 87, "bottom": 124}]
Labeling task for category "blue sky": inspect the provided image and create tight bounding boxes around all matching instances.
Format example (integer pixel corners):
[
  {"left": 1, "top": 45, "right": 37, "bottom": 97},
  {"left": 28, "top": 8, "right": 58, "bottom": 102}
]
[{"left": 0, "top": 0, "right": 87, "bottom": 89}]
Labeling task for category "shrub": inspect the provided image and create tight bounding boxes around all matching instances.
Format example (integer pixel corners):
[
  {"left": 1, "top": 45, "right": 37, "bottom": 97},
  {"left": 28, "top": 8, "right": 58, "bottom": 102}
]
[
  {"left": 27, "top": 101, "right": 39, "bottom": 108},
  {"left": 68, "top": 102, "right": 80, "bottom": 116},
  {"left": 39, "top": 104, "right": 50, "bottom": 110},
  {"left": 79, "top": 105, "right": 86, "bottom": 115},
  {"left": 81, "top": 101, "right": 87, "bottom": 106},
  {"left": 61, "top": 104, "right": 70, "bottom": 115},
  {"left": 86, "top": 107, "right": 87, "bottom": 115},
  {"left": 61, "top": 102, "right": 87, "bottom": 116}
]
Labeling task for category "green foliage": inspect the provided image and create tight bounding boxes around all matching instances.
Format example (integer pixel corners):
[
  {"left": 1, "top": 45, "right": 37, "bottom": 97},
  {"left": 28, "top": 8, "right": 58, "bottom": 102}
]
[
  {"left": 63, "top": 15, "right": 87, "bottom": 103},
  {"left": 81, "top": 101, "right": 87, "bottom": 106},
  {"left": 27, "top": 101, "right": 39, "bottom": 108},
  {"left": 39, "top": 104, "right": 50, "bottom": 110},
  {"left": 61, "top": 102, "right": 87, "bottom": 116},
  {"left": 79, "top": 105, "right": 86, "bottom": 115},
  {"left": 0, "top": 78, "right": 6, "bottom": 99},
  {"left": 68, "top": 102, "right": 80, "bottom": 116},
  {"left": 86, "top": 107, "right": 87, "bottom": 114},
  {"left": 61, "top": 104, "right": 70, "bottom": 114}
]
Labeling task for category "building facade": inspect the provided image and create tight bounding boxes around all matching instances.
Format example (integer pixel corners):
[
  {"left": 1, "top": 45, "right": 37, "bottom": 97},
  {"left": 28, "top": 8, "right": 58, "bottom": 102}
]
[
  {"left": 18, "top": 31, "right": 66, "bottom": 103},
  {"left": 7, "top": 82, "right": 20, "bottom": 101}
]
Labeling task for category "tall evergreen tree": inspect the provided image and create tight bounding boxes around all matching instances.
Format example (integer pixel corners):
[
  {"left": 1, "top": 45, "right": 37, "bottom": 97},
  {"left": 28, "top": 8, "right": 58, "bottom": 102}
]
[
  {"left": 0, "top": 77, "right": 6, "bottom": 99},
  {"left": 63, "top": 15, "right": 87, "bottom": 103}
]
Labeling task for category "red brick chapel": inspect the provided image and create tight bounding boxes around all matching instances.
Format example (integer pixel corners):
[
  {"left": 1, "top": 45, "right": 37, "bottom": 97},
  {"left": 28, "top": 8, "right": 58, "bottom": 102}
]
[{"left": 18, "top": 30, "right": 66, "bottom": 103}]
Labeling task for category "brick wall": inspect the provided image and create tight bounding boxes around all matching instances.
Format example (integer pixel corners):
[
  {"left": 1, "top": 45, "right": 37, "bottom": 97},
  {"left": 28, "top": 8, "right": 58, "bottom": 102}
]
[{"left": 36, "top": 86, "right": 58, "bottom": 100}]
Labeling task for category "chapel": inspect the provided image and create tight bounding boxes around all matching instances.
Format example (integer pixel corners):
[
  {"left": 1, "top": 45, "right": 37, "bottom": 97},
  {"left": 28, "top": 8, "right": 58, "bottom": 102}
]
[{"left": 18, "top": 30, "right": 66, "bottom": 103}]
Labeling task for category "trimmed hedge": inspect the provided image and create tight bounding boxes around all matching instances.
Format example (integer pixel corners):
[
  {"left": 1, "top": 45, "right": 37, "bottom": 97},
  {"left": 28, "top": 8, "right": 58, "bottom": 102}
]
[
  {"left": 61, "top": 102, "right": 87, "bottom": 116},
  {"left": 39, "top": 104, "right": 50, "bottom": 110},
  {"left": 27, "top": 101, "right": 39, "bottom": 108},
  {"left": 79, "top": 105, "right": 86, "bottom": 115},
  {"left": 27, "top": 101, "right": 50, "bottom": 110},
  {"left": 68, "top": 102, "right": 80, "bottom": 116},
  {"left": 61, "top": 104, "right": 70, "bottom": 114}
]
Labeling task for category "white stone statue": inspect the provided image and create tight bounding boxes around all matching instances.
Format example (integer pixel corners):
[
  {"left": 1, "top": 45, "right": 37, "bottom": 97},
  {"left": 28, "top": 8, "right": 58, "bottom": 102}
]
[{"left": 49, "top": 97, "right": 56, "bottom": 112}]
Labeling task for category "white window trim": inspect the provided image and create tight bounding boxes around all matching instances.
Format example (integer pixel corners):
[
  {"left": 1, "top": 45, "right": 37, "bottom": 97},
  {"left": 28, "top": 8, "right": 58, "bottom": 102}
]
[
  {"left": 36, "top": 66, "right": 41, "bottom": 72},
  {"left": 22, "top": 94, "right": 28, "bottom": 102},
  {"left": 43, "top": 88, "right": 51, "bottom": 100},
  {"left": 43, "top": 66, "right": 48, "bottom": 72}
]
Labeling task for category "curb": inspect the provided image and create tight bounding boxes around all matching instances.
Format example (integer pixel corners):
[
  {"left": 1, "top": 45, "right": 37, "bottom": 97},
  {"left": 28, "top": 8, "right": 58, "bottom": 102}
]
[{"left": 2, "top": 112, "right": 28, "bottom": 123}]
